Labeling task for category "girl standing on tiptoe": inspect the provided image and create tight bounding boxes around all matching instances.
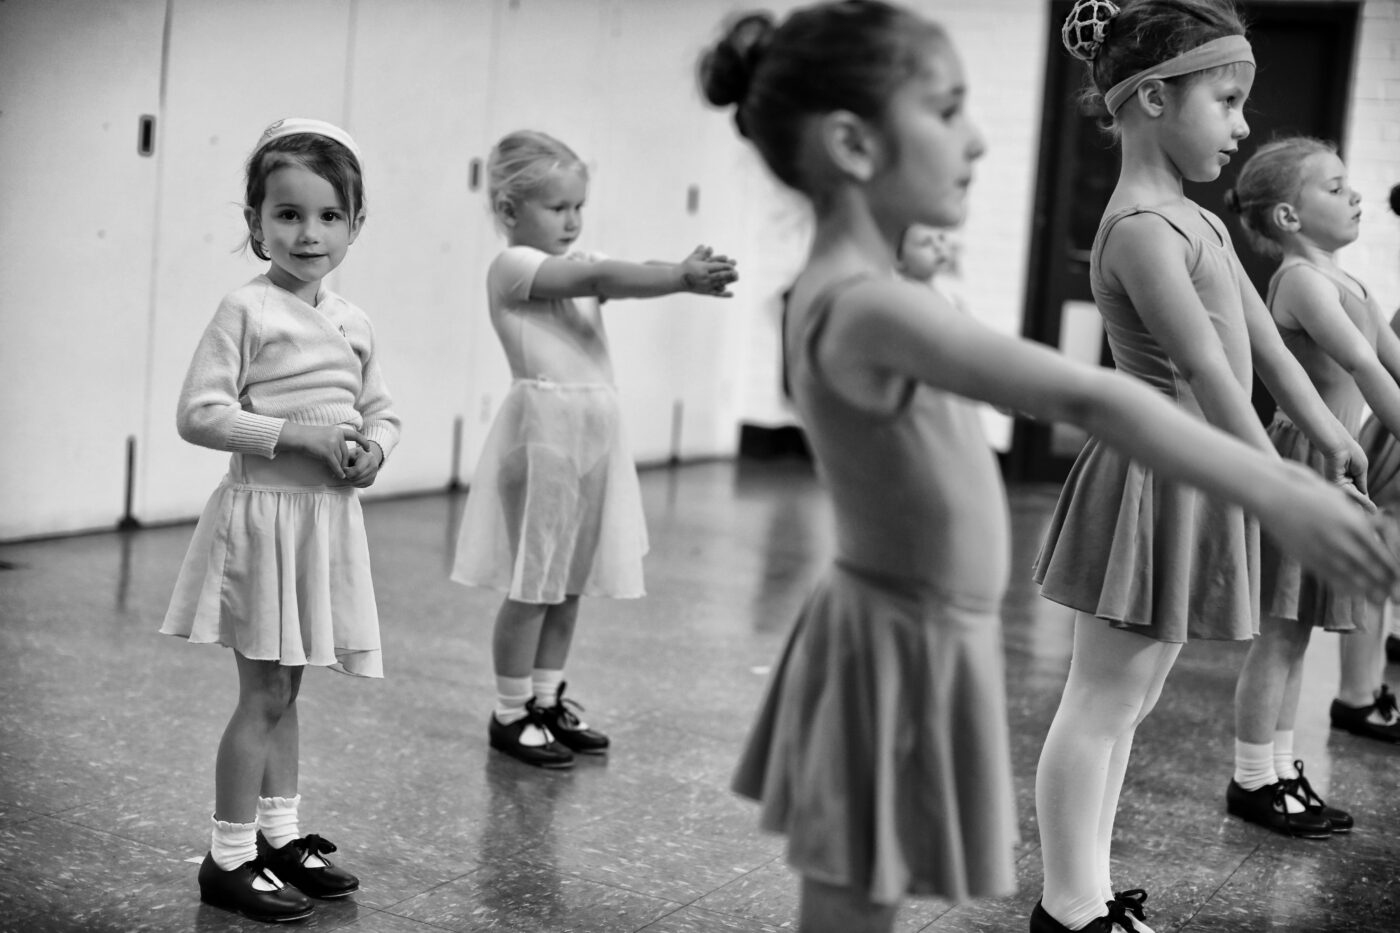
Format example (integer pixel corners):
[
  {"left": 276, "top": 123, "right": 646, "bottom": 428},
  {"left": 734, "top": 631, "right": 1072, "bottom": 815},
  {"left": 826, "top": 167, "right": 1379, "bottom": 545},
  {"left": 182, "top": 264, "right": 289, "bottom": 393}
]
[
  {"left": 452, "top": 129, "right": 738, "bottom": 770},
  {"left": 698, "top": 2, "right": 1395, "bottom": 931},
  {"left": 1225, "top": 138, "right": 1400, "bottom": 839},
  {"left": 1034, "top": 3, "right": 1379, "bottom": 931},
  {"left": 162, "top": 118, "right": 399, "bottom": 923}
]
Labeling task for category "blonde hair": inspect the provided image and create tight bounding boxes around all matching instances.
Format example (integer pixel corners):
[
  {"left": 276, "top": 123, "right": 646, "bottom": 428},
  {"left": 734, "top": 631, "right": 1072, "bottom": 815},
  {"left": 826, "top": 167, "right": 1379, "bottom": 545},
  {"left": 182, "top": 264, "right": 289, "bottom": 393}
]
[
  {"left": 1224, "top": 136, "right": 1335, "bottom": 260},
  {"left": 486, "top": 130, "right": 587, "bottom": 217}
]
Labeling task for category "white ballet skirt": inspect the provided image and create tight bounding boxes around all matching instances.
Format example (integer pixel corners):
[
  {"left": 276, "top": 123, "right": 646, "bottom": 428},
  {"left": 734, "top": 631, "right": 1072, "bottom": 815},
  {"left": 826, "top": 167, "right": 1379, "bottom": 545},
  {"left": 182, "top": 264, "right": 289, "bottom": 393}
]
[
  {"left": 160, "top": 449, "right": 383, "bottom": 677},
  {"left": 451, "top": 379, "right": 649, "bottom": 604}
]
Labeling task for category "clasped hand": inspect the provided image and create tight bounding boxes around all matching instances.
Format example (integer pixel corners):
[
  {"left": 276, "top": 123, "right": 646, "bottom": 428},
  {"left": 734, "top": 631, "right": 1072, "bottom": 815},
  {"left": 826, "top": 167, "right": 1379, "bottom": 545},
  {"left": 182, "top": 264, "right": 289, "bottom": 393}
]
[
  {"left": 278, "top": 422, "right": 383, "bottom": 487},
  {"left": 679, "top": 244, "right": 739, "bottom": 297}
]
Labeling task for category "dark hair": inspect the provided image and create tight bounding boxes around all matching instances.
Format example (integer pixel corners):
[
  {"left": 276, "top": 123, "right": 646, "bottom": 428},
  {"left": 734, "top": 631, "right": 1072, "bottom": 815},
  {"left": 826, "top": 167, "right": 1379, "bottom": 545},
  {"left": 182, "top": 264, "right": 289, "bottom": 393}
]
[
  {"left": 1223, "top": 136, "right": 1334, "bottom": 260},
  {"left": 1390, "top": 183, "right": 1400, "bottom": 218},
  {"left": 698, "top": 0, "right": 946, "bottom": 193},
  {"left": 244, "top": 134, "right": 365, "bottom": 260},
  {"left": 1066, "top": 0, "right": 1247, "bottom": 119}
]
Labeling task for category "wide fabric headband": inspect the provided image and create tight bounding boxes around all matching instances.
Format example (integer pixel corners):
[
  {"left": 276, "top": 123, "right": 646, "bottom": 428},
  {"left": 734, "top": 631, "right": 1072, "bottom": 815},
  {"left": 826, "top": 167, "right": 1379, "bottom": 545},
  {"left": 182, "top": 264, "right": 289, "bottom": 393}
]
[
  {"left": 253, "top": 117, "right": 362, "bottom": 164},
  {"left": 1104, "top": 35, "right": 1255, "bottom": 116}
]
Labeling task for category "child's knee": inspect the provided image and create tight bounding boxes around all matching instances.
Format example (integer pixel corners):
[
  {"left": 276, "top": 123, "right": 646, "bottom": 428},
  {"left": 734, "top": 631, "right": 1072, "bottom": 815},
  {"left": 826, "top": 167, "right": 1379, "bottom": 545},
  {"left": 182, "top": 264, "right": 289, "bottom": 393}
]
[
  {"left": 1263, "top": 617, "right": 1314, "bottom": 657},
  {"left": 237, "top": 666, "right": 300, "bottom": 720}
]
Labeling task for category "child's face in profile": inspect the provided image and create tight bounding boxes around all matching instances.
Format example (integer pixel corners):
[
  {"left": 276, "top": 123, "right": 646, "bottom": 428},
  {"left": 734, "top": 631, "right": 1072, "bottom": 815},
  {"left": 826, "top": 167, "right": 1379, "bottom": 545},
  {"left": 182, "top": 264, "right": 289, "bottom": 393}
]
[
  {"left": 504, "top": 165, "right": 587, "bottom": 255},
  {"left": 897, "top": 225, "right": 949, "bottom": 282},
  {"left": 1291, "top": 151, "right": 1361, "bottom": 252},
  {"left": 873, "top": 39, "right": 984, "bottom": 230}
]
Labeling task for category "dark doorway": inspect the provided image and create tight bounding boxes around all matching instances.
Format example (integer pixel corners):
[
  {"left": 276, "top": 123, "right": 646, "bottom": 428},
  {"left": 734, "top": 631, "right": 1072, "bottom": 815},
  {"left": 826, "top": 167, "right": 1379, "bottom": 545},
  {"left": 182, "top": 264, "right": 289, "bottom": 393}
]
[{"left": 1007, "top": 1, "right": 1360, "bottom": 483}]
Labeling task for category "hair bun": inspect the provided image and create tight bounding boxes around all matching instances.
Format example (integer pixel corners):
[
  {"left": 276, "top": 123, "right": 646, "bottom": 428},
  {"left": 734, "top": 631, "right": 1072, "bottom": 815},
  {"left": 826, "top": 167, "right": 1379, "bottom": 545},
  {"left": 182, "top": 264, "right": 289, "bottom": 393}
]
[
  {"left": 700, "top": 12, "right": 775, "bottom": 110},
  {"left": 1061, "top": 0, "right": 1119, "bottom": 61},
  {"left": 1390, "top": 183, "right": 1400, "bottom": 217},
  {"left": 1223, "top": 188, "right": 1243, "bottom": 214}
]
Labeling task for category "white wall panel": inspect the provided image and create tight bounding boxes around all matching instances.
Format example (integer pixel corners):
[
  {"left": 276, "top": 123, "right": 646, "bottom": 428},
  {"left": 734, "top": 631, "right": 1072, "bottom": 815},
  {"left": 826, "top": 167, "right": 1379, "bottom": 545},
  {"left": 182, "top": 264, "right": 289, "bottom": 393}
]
[
  {"left": 692, "top": 0, "right": 814, "bottom": 435},
  {"left": 138, "top": 0, "right": 353, "bottom": 523},
  {"left": 458, "top": 0, "right": 611, "bottom": 474},
  {"left": 0, "top": 0, "right": 165, "bottom": 538},
  {"left": 597, "top": 0, "right": 754, "bottom": 462},
  {"left": 337, "top": 0, "right": 498, "bottom": 494}
]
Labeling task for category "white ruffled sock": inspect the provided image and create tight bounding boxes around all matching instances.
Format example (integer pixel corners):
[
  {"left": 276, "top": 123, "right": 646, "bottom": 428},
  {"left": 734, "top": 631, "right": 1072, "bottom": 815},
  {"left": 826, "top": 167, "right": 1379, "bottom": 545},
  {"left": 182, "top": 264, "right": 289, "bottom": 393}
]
[
  {"left": 256, "top": 794, "right": 301, "bottom": 849},
  {"left": 257, "top": 794, "right": 329, "bottom": 867},
  {"left": 209, "top": 815, "right": 258, "bottom": 873}
]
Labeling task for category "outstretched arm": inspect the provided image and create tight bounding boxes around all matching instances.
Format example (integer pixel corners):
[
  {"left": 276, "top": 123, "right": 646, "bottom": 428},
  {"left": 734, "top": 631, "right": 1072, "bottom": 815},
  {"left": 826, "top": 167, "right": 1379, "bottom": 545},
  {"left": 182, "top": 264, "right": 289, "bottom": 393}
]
[
  {"left": 823, "top": 278, "right": 1399, "bottom": 601},
  {"left": 529, "top": 245, "right": 737, "bottom": 301}
]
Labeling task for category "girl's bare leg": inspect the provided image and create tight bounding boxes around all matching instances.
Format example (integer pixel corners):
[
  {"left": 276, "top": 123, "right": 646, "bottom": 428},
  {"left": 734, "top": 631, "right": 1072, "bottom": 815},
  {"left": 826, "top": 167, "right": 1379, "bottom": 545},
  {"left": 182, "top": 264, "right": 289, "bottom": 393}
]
[
  {"left": 493, "top": 598, "right": 549, "bottom": 678},
  {"left": 535, "top": 595, "right": 580, "bottom": 671},
  {"left": 261, "top": 666, "right": 304, "bottom": 798},
  {"left": 215, "top": 653, "right": 301, "bottom": 822},
  {"left": 1336, "top": 610, "right": 1386, "bottom": 708},
  {"left": 1234, "top": 617, "right": 1311, "bottom": 745}
]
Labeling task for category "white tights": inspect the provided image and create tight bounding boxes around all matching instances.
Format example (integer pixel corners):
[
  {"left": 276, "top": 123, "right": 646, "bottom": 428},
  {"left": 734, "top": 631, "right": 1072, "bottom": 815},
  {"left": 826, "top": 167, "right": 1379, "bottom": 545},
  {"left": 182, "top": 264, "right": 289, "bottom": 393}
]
[{"left": 1036, "top": 614, "right": 1180, "bottom": 929}]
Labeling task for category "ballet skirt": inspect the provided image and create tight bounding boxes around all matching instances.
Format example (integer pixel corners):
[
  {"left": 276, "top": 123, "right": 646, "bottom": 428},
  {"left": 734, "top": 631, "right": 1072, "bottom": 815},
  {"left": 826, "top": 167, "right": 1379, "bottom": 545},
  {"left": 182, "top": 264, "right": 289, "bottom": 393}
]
[
  {"left": 451, "top": 378, "right": 648, "bottom": 603},
  {"left": 1034, "top": 203, "right": 1260, "bottom": 643},
  {"left": 732, "top": 274, "right": 1017, "bottom": 904},
  {"left": 161, "top": 449, "right": 382, "bottom": 676}
]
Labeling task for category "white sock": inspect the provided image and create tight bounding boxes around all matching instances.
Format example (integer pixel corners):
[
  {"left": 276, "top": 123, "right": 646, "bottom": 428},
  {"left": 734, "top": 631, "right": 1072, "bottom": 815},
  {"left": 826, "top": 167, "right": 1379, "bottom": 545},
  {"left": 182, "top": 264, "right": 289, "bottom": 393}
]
[
  {"left": 210, "top": 815, "right": 258, "bottom": 872},
  {"left": 1233, "top": 739, "right": 1276, "bottom": 791},
  {"left": 1234, "top": 739, "right": 1303, "bottom": 812},
  {"left": 1272, "top": 731, "right": 1298, "bottom": 781},
  {"left": 532, "top": 668, "right": 564, "bottom": 708},
  {"left": 256, "top": 794, "right": 301, "bottom": 849},
  {"left": 495, "top": 675, "right": 532, "bottom": 724},
  {"left": 257, "top": 794, "right": 326, "bottom": 868}
]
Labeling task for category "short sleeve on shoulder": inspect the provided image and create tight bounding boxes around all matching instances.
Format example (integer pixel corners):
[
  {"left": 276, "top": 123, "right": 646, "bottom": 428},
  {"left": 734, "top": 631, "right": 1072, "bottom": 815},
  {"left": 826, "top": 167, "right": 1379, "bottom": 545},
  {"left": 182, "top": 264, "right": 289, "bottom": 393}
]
[
  {"left": 565, "top": 248, "right": 608, "bottom": 264},
  {"left": 489, "top": 246, "right": 549, "bottom": 306}
]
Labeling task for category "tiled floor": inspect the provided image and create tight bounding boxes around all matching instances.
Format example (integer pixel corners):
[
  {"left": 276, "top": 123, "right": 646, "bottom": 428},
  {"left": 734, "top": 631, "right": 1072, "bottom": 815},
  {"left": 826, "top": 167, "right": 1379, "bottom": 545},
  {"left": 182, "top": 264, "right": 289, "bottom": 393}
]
[{"left": 1, "top": 459, "right": 1397, "bottom": 932}]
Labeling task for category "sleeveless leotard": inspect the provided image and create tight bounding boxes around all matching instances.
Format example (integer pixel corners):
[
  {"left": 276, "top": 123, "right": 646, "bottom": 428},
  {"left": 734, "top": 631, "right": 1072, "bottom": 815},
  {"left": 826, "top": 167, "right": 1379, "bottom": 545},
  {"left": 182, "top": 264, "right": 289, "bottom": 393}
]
[
  {"left": 732, "top": 275, "right": 1017, "bottom": 904},
  {"left": 1033, "top": 202, "right": 1260, "bottom": 642},
  {"left": 1262, "top": 259, "right": 1385, "bottom": 631}
]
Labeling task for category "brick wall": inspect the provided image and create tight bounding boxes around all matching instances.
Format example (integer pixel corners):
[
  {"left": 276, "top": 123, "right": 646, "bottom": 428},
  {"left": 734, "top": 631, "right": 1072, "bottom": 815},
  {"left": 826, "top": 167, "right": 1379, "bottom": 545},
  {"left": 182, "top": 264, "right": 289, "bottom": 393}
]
[{"left": 1346, "top": 0, "right": 1400, "bottom": 317}]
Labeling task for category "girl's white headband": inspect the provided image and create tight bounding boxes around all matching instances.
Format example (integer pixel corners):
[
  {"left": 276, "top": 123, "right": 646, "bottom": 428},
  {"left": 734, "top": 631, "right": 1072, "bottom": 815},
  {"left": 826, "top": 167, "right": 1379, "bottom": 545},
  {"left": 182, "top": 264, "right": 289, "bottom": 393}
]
[
  {"left": 1104, "top": 35, "right": 1255, "bottom": 116},
  {"left": 253, "top": 117, "right": 362, "bottom": 164}
]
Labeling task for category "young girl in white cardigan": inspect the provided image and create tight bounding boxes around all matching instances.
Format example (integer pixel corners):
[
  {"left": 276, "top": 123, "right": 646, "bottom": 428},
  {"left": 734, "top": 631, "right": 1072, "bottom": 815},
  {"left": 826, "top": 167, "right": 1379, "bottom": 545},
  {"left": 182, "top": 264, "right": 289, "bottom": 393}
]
[{"left": 161, "top": 118, "right": 400, "bottom": 924}]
